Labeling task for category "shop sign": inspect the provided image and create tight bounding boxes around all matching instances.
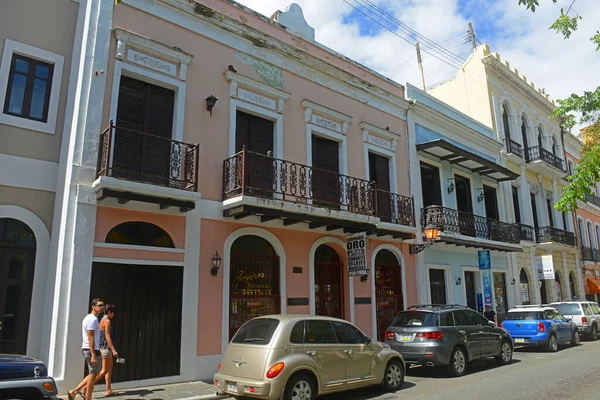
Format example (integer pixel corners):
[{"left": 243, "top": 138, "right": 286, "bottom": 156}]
[
  {"left": 476, "top": 293, "right": 483, "bottom": 313},
  {"left": 347, "top": 233, "right": 367, "bottom": 277},
  {"left": 478, "top": 250, "right": 491, "bottom": 270},
  {"left": 482, "top": 270, "right": 494, "bottom": 306},
  {"left": 536, "top": 255, "right": 554, "bottom": 279}
]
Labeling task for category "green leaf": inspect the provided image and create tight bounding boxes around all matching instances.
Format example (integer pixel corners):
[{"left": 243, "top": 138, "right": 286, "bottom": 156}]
[
  {"left": 549, "top": 9, "right": 580, "bottom": 39},
  {"left": 591, "top": 31, "right": 600, "bottom": 51}
]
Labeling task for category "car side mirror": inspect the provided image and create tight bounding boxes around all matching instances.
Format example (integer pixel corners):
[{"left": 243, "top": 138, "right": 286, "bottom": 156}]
[{"left": 364, "top": 336, "right": 372, "bottom": 345}]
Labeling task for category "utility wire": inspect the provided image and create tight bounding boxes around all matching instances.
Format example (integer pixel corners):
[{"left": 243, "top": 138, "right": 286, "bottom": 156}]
[
  {"left": 343, "top": 0, "right": 465, "bottom": 70},
  {"left": 356, "top": 0, "right": 467, "bottom": 65}
]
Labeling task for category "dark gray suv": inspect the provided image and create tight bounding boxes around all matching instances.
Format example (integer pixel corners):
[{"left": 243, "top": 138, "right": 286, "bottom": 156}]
[{"left": 384, "top": 305, "right": 513, "bottom": 376}]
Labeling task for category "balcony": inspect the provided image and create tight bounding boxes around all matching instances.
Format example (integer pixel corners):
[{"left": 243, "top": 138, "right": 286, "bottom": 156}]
[
  {"left": 535, "top": 226, "right": 577, "bottom": 247},
  {"left": 222, "top": 149, "right": 415, "bottom": 237},
  {"left": 505, "top": 138, "right": 523, "bottom": 158},
  {"left": 94, "top": 122, "right": 200, "bottom": 212},
  {"left": 420, "top": 205, "right": 522, "bottom": 252},
  {"left": 586, "top": 193, "right": 600, "bottom": 208},
  {"left": 526, "top": 146, "right": 565, "bottom": 174},
  {"left": 582, "top": 247, "right": 598, "bottom": 262},
  {"left": 519, "top": 224, "right": 535, "bottom": 242}
]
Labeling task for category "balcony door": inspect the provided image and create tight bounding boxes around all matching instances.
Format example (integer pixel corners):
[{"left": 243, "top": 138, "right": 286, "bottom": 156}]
[
  {"left": 369, "top": 152, "right": 391, "bottom": 221},
  {"left": 483, "top": 185, "right": 499, "bottom": 220},
  {"left": 455, "top": 175, "right": 474, "bottom": 236},
  {"left": 312, "top": 135, "right": 340, "bottom": 208},
  {"left": 531, "top": 194, "right": 539, "bottom": 230},
  {"left": 114, "top": 76, "right": 174, "bottom": 185},
  {"left": 235, "top": 111, "right": 274, "bottom": 197},
  {"left": 420, "top": 162, "right": 441, "bottom": 207},
  {"left": 512, "top": 187, "right": 521, "bottom": 224},
  {"left": 429, "top": 268, "right": 447, "bottom": 305}
]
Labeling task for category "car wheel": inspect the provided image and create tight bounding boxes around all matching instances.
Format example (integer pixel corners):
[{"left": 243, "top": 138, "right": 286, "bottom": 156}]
[
  {"left": 447, "top": 347, "right": 467, "bottom": 377},
  {"left": 591, "top": 324, "right": 598, "bottom": 340},
  {"left": 381, "top": 358, "right": 404, "bottom": 392},
  {"left": 547, "top": 333, "right": 558, "bottom": 352},
  {"left": 282, "top": 373, "right": 315, "bottom": 400},
  {"left": 572, "top": 329, "right": 581, "bottom": 346},
  {"left": 494, "top": 340, "right": 513, "bottom": 365}
]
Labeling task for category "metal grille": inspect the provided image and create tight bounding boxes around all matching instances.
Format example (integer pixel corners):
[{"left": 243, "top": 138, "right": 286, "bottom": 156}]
[
  {"left": 314, "top": 262, "right": 344, "bottom": 319},
  {"left": 429, "top": 269, "right": 447, "bottom": 305},
  {"left": 526, "top": 146, "right": 565, "bottom": 171},
  {"left": 375, "top": 263, "right": 404, "bottom": 342},
  {"left": 229, "top": 254, "right": 280, "bottom": 340},
  {"left": 505, "top": 138, "right": 523, "bottom": 158}
]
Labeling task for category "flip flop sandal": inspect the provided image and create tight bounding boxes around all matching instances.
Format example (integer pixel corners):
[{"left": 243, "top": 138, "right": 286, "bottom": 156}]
[{"left": 78, "top": 392, "right": 86, "bottom": 399}]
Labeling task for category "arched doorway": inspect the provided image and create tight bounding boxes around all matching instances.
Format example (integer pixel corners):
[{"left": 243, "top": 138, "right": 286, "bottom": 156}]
[
  {"left": 520, "top": 269, "right": 531, "bottom": 305},
  {"left": 540, "top": 280, "right": 548, "bottom": 304},
  {"left": 374, "top": 249, "right": 403, "bottom": 342},
  {"left": 229, "top": 235, "right": 280, "bottom": 339},
  {"left": 555, "top": 272, "right": 563, "bottom": 301},
  {"left": 314, "top": 244, "right": 343, "bottom": 319},
  {"left": 569, "top": 273, "right": 577, "bottom": 300},
  {"left": 0, "top": 218, "right": 37, "bottom": 354}
]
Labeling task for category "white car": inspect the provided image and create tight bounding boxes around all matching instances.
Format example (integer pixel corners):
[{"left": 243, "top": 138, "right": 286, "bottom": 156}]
[{"left": 550, "top": 301, "right": 600, "bottom": 340}]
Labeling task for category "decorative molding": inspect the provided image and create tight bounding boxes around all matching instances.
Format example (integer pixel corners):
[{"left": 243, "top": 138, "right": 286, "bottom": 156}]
[
  {"left": 225, "top": 71, "right": 290, "bottom": 114},
  {"left": 127, "top": 49, "right": 178, "bottom": 77},
  {"left": 301, "top": 100, "right": 352, "bottom": 134},
  {"left": 114, "top": 27, "right": 193, "bottom": 81},
  {"left": 270, "top": 3, "right": 315, "bottom": 42},
  {"left": 529, "top": 183, "right": 539, "bottom": 195},
  {"left": 546, "top": 190, "right": 554, "bottom": 199},
  {"left": 360, "top": 122, "right": 398, "bottom": 152}
]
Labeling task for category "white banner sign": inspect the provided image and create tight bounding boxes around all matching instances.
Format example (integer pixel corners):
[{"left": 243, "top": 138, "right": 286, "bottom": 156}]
[
  {"left": 536, "top": 255, "right": 555, "bottom": 279},
  {"left": 346, "top": 233, "right": 367, "bottom": 276}
]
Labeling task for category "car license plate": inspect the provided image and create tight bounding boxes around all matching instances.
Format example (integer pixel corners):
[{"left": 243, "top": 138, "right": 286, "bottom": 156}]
[
  {"left": 399, "top": 334, "right": 413, "bottom": 342},
  {"left": 514, "top": 338, "right": 525, "bottom": 343},
  {"left": 227, "top": 383, "right": 238, "bottom": 394}
]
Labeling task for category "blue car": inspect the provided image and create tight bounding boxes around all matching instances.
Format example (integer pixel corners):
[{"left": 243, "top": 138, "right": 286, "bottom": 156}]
[
  {"left": 0, "top": 354, "right": 59, "bottom": 399},
  {"left": 501, "top": 306, "right": 581, "bottom": 352}
]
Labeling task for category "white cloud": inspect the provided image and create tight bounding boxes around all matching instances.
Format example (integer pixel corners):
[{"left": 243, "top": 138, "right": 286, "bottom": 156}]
[{"left": 235, "top": 0, "right": 600, "bottom": 132}]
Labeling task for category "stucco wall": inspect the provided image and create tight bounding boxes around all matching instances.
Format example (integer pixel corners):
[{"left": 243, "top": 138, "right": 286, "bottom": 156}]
[{"left": 0, "top": 186, "right": 55, "bottom": 232}]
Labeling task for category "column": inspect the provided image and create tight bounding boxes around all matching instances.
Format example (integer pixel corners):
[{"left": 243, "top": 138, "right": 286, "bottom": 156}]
[
  {"left": 46, "top": 0, "right": 114, "bottom": 389},
  {"left": 491, "top": 94, "right": 504, "bottom": 142},
  {"left": 530, "top": 247, "right": 542, "bottom": 304},
  {"left": 576, "top": 253, "right": 586, "bottom": 300},
  {"left": 562, "top": 252, "right": 571, "bottom": 300},
  {"left": 553, "top": 179, "right": 564, "bottom": 229},
  {"left": 183, "top": 207, "right": 201, "bottom": 381}
]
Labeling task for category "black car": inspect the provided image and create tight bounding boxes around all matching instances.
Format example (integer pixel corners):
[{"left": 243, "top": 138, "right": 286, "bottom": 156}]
[
  {"left": 0, "top": 354, "right": 59, "bottom": 400},
  {"left": 384, "top": 304, "right": 513, "bottom": 376}
]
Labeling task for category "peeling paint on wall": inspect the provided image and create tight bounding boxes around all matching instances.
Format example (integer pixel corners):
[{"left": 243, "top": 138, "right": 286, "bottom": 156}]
[{"left": 235, "top": 52, "right": 284, "bottom": 89}]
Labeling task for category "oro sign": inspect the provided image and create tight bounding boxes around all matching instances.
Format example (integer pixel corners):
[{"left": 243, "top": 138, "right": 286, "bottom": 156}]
[{"left": 346, "top": 233, "right": 368, "bottom": 277}]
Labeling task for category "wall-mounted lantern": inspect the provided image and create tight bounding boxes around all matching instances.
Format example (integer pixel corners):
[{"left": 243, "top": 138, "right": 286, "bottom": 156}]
[
  {"left": 206, "top": 95, "right": 218, "bottom": 116},
  {"left": 211, "top": 251, "right": 222, "bottom": 276}
]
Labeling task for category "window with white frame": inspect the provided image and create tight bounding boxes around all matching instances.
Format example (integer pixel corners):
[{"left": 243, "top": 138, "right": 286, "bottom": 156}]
[
  {"left": 0, "top": 39, "right": 64, "bottom": 134},
  {"left": 578, "top": 218, "right": 586, "bottom": 247},
  {"left": 588, "top": 221, "right": 595, "bottom": 249}
]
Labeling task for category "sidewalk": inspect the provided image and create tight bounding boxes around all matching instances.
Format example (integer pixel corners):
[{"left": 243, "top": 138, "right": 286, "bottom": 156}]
[{"left": 60, "top": 380, "right": 229, "bottom": 400}]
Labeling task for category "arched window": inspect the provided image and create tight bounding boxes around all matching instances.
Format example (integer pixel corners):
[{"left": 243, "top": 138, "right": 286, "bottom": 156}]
[
  {"left": 0, "top": 218, "right": 36, "bottom": 248},
  {"left": 521, "top": 117, "right": 529, "bottom": 152},
  {"left": 537, "top": 127, "right": 544, "bottom": 149},
  {"left": 374, "top": 249, "right": 403, "bottom": 341},
  {"left": 552, "top": 137, "right": 558, "bottom": 156},
  {"left": 502, "top": 106, "right": 511, "bottom": 140},
  {"left": 106, "top": 221, "right": 174, "bottom": 248},
  {"left": 555, "top": 272, "right": 563, "bottom": 301},
  {"left": 519, "top": 269, "right": 530, "bottom": 305}
]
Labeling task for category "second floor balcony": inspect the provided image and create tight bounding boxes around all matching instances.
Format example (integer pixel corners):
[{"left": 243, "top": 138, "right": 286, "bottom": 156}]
[
  {"left": 94, "top": 122, "right": 200, "bottom": 212},
  {"left": 526, "top": 145, "right": 565, "bottom": 173},
  {"left": 505, "top": 138, "right": 523, "bottom": 158},
  {"left": 519, "top": 224, "right": 535, "bottom": 242},
  {"left": 582, "top": 247, "right": 598, "bottom": 263},
  {"left": 535, "top": 226, "right": 577, "bottom": 247},
  {"left": 222, "top": 149, "right": 415, "bottom": 236},
  {"left": 420, "top": 205, "right": 521, "bottom": 252}
]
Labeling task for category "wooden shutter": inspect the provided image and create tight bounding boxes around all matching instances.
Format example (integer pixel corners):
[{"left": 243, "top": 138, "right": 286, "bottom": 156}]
[
  {"left": 235, "top": 111, "right": 251, "bottom": 152},
  {"left": 116, "top": 76, "right": 145, "bottom": 131},
  {"left": 145, "top": 84, "right": 175, "bottom": 138},
  {"left": 369, "top": 152, "right": 390, "bottom": 191}
]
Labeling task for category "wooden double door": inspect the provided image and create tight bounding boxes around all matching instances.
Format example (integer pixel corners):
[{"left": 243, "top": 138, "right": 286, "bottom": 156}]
[{"left": 89, "top": 263, "right": 183, "bottom": 382}]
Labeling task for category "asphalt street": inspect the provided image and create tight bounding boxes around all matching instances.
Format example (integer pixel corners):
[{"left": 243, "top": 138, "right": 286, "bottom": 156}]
[{"left": 312, "top": 339, "right": 599, "bottom": 400}]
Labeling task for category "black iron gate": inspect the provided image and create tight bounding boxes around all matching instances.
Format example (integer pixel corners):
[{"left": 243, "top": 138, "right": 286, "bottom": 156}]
[
  {"left": 429, "top": 269, "right": 447, "bottom": 305},
  {"left": 314, "top": 261, "right": 344, "bottom": 319},
  {"left": 229, "top": 254, "right": 280, "bottom": 340},
  {"left": 375, "top": 263, "right": 403, "bottom": 342}
]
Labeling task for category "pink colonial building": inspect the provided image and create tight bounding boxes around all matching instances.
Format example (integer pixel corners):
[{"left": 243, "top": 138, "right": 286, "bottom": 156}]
[{"left": 48, "top": 0, "right": 416, "bottom": 391}]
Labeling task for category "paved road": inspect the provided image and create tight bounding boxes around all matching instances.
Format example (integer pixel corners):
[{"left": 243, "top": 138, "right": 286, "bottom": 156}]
[{"left": 303, "top": 339, "right": 600, "bottom": 400}]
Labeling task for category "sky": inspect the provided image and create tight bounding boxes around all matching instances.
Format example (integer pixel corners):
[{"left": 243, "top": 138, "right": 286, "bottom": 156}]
[{"left": 234, "top": 0, "right": 599, "bottom": 134}]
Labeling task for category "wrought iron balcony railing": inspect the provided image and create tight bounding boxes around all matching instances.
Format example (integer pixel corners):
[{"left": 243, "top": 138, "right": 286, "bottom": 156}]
[
  {"left": 586, "top": 193, "right": 600, "bottom": 208},
  {"left": 535, "top": 226, "right": 577, "bottom": 246},
  {"left": 581, "top": 247, "right": 597, "bottom": 262},
  {"left": 222, "top": 149, "right": 415, "bottom": 225},
  {"left": 526, "top": 146, "right": 565, "bottom": 171},
  {"left": 420, "top": 205, "right": 521, "bottom": 244},
  {"left": 96, "top": 122, "right": 199, "bottom": 191},
  {"left": 519, "top": 224, "right": 535, "bottom": 242},
  {"left": 505, "top": 138, "right": 523, "bottom": 158}
]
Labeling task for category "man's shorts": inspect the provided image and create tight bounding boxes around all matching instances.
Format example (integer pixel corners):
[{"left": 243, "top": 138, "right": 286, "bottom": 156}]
[{"left": 82, "top": 349, "right": 101, "bottom": 374}]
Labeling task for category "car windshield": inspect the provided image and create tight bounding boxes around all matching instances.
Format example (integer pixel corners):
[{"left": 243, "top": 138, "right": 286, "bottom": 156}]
[
  {"left": 231, "top": 318, "right": 279, "bottom": 345},
  {"left": 506, "top": 311, "right": 543, "bottom": 320},
  {"left": 391, "top": 311, "right": 438, "bottom": 327},
  {"left": 552, "top": 304, "right": 582, "bottom": 315}
]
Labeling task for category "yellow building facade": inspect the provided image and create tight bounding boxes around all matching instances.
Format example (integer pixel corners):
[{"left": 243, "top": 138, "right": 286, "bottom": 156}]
[{"left": 428, "top": 44, "right": 582, "bottom": 304}]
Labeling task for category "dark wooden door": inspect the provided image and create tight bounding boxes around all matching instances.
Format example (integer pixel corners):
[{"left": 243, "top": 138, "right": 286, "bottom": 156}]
[
  {"left": 314, "top": 245, "right": 343, "bottom": 319},
  {"left": 464, "top": 271, "right": 476, "bottom": 310},
  {"left": 369, "top": 152, "right": 392, "bottom": 221},
  {"left": 429, "top": 269, "right": 447, "bottom": 305},
  {"left": 312, "top": 135, "right": 340, "bottom": 208},
  {"left": 0, "top": 248, "right": 36, "bottom": 354},
  {"left": 420, "top": 162, "right": 442, "bottom": 207},
  {"left": 89, "top": 263, "right": 183, "bottom": 382},
  {"left": 114, "top": 76, "right": 175, "bottom": 185},
  {"left": 375, "top": 250, "right": 403, "bottom": 342},
  {"left": 455, "top": 175, "right": 475, "bottom": 236},
  {"left": 235, "top": 111, "right": 274, "bottom": 197}
]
